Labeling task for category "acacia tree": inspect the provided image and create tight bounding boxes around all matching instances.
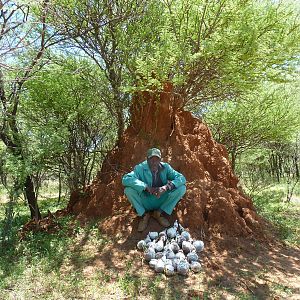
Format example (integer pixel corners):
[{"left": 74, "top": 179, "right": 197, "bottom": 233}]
[
  {"left": 0, "top": 0, "right": 61, "bottom": 220},
  {"left": 47, "top": 0, "right": 152, "bottom": 140},
  {"left": 48, "top": 0, "right": 300, "bottom": 115},
  {"left": 203, "top": 84, "right": 300, "bottom": 170},
  {"left": 22, "top": 58, "right": 117, "bottom": 192}
]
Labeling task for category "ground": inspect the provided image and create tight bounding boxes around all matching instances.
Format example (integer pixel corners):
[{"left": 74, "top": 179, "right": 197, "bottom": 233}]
[
  {"left": 0, "top": 185, "right": 300, "bottom": 300},
  {"left": 63, "top": 217, "right": 300, "bottom": 300}
]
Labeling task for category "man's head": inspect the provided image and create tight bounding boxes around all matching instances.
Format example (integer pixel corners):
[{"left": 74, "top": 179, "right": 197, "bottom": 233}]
[{"left": 147, "top": 148, "right": 161, "bottom": 171}]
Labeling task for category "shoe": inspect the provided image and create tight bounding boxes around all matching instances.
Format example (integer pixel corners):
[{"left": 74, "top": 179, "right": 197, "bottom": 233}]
[
  {"left": 152, "top": 210, "right": 170, "bottom": 227},
  {"left": 138, "top": 213, "right": 150, "bottom": 232}
]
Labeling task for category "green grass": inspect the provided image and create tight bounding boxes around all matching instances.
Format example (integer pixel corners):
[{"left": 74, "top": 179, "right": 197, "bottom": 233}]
[
  {"left": 0, "top": 197, "right": 111, "bottom": 300},
  {"left": 251, "top": 186, "right": 300, "bottom": 245},
  {"left": 0, "top": 184, "right": 299, "bottom": 299}
]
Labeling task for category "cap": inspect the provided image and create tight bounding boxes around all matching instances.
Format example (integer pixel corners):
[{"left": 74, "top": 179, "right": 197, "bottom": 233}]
[{"left": 147, "top": 148, "right": 161, "bottom": 159}]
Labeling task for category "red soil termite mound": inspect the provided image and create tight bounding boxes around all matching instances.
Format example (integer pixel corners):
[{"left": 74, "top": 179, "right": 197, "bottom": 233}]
[{"left": 68, "top": 83, "right": 264, "bottom": 238}]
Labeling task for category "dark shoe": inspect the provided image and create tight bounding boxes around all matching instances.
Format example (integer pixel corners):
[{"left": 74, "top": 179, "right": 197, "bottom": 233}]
[
  {"left": 138, "top": 213, "right": 150, "bottom": 232},
  {"left": 152, "top": 210, "right": 170, "bottom": 227}
]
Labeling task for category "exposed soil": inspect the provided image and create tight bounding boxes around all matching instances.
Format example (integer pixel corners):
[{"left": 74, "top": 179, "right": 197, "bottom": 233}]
[
  {"left": 68, "top": 83, "right": 264, "bottom": 240},
  {"left": 65, "top": 216, "right": 300, "bottom": 299}
]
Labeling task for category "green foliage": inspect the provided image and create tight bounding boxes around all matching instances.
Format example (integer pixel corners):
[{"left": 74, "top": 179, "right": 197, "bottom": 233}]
[
  {"left": 203, "top": 83, "right": 300, "bottom": 167},
  {"left": 22, "top": 57, "right": 117, "bottom": 191},
  {"left": 48, "top": 0, "right": 300, "bottom": 102},
  {"left": 252, "top": 187, "right": 300, "bottom": 245},
  {"left": 0, "top": 197, "right": 103, "bottom": 299}
]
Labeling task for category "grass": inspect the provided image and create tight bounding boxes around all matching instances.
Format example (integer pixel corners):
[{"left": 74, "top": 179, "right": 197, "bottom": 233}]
[
  {"left": 251, "top": 185, "right": 300, "bottom": 245},
  {"left": 0, "top": 184, "right": 299, "bottom": 299}
]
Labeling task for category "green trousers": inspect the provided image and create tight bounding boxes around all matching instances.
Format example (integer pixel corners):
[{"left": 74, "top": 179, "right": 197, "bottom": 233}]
[{"left": 124, "top": 185, "right": 186, "bottom": 216}]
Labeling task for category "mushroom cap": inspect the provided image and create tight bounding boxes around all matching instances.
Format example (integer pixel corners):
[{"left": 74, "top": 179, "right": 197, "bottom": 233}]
[
  {"left": 177, "top": 260, "right": 190, "bottom": 275},
  {"left": 187, "top": 252, "right": 199, "bottom": 263},
  {"left": 164, "top": 264, "right": 175, "bottom": 276},
  {"left": 167, "top": 227, "right": 177, "bottom": 239},
  {"left": 175, "top": 251, "right": 186, "bottom": 260},
  {"left": 182, "top": 241, "right": 193, "bottom": 254},
  {"left": 154, "top": 259, "right": 165, "bottom": 273},
  {"left": 137, "top": 240, "right": 146, "bottom": 250},
  {"left": 193, "top": 240, "right": 205, "bottom": 252},
  {"left": 170, "top": 242, "right": 180, "bottom": 253},
  {"left": 166, "top": 250, "right": 175, "bottom": 260},
  {"left": 190, "top": 261, "right": 202, "bottom": 273},
  {"left": 154, "top": 240, "right": 164, "bottom": 252},
  {"left": 149, "top": 259, "right": 158, "bottom": 269},
  {"left": 164, "top": 244, "right": 173, "bottom": 252},
  {"left": 144, "top": 248, "right": 156, "bottom": 261},
  {"left": 181, "top": 231, "right": 191, "bottom": 241},
  {"left": 149, "top": 232, "right": 159, "bottom": 240}
]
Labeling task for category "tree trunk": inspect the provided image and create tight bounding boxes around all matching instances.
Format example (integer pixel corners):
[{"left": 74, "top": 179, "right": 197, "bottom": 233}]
[
  {"left": 230, "top": 150, "right": 237, "bottom": 172},
  {"left": 24, "top": 175, "right": 41, "bottom": 220},
  {"left": 58, "top": 169, "right": 62, "bottom": 204}
]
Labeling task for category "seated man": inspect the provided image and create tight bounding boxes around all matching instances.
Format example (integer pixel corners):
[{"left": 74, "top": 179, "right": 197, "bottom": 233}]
[{"left": 122, "top": 148, "right": 186, "bottom": 232}]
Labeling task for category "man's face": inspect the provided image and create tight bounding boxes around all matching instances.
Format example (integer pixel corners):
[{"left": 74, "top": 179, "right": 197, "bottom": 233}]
[{"left": 148, "top": 156, "right": 161, "bottom": 171}]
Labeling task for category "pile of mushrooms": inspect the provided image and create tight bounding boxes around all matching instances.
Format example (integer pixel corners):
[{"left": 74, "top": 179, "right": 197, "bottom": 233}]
[{"left": 137, "top": 221, "right": 204, "bottom": 275}]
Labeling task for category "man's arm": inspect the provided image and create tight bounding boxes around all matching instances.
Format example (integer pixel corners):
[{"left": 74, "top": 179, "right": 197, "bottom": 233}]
[
  {"left": 166, "top": 163, "right": 186, "bottom": 188},
  {"left": 122, "top": 165, "right": 147, "bottom": 193}
]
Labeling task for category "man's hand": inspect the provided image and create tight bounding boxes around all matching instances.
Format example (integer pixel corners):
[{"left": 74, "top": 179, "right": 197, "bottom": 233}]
[
  {"left": 146, "top": 186, "right": 156, "bottom": 195},
  {"left": 154, "top": 185, "right": 168, "bottom": 198},
  {"left": 146, "top": 185, "right": 169, "bottom": 198}
]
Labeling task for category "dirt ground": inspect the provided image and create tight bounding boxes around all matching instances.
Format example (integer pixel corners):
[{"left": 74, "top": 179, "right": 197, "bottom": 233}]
[{"left": 68, "top": 216, "right": 300, "bottom": 300}]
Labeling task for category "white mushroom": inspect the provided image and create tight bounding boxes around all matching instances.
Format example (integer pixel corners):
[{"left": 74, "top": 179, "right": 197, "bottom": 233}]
[
  {"left": 177, "top": 260, "right": 190, "bottom": 275},
  {"left": 144, "top": 248, "right": 156, "bottom": 261},
  {"left": 154, "top": 259, "right": 165, "bottom": 273},
  {"left": 170, "top": 241, "right": 180, "bottom": 253},
  {"left": 167, "top": 227, "right": 177, "bottom": 239},
  {"left": 149, "top": 232, "right": 159, "bottom": 240},
  {"left": 181, "top": 231, "right": 191, "bottom": 241},
  {"left": 182, "top": 241, "right": 193, "bottom": 254},
  {"left": 190, "top": 261, "right": 202, "bottom": 273},
  {"left": 187, "top": 252, "right": 199, "bottom": 263},
  {"left": 175, "top": 250, "right": 186, "bottom": 260},
  {"left": 149, "top": 259, "right": 158, "bottom": 269},
  {"left": 154, "top": 240, "right": 164, "bottom": 252},
  {"left": 193, "top": 240, "right": 204, "bottom": 252},
  {"left": 166, "top": 250, "right": 175, "bottom": 260},
  {"left": 137, "top": 240, "right": 146, "bottom": 250},
  {"left": 164, "top": 264, "right": 175, "bottom": 276}
]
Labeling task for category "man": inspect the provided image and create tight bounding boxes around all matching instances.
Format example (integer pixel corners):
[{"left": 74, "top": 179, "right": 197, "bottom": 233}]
[{"left": 122, "top": 148, "right": 186, "bottom": 232}]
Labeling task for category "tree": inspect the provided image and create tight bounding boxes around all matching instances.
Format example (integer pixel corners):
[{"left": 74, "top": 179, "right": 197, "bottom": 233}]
[
  {"left": 47, "top": 0, "right": 152, "bottom": 139},
  {"left": 203, "top": 84, "right": 300, "bottom": 170},
  {"left": 48, "top": 0, "right": 300, "bottom": 113},
  {"left": 22, "top": 57, "right": 117, "bottom": 192},
  {"left": 0, "top": 0, "right": 60, "bottom": 220}
]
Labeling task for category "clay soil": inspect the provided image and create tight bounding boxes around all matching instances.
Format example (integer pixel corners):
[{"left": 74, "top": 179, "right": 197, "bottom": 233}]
[{"left": 68, "top": 83, "right": 264, "bottom": 240}]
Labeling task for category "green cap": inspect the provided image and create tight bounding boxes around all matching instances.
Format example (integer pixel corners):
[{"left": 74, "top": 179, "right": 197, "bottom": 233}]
[{"left": 147, "top": 148, "right": 161, "bottom": 159}]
